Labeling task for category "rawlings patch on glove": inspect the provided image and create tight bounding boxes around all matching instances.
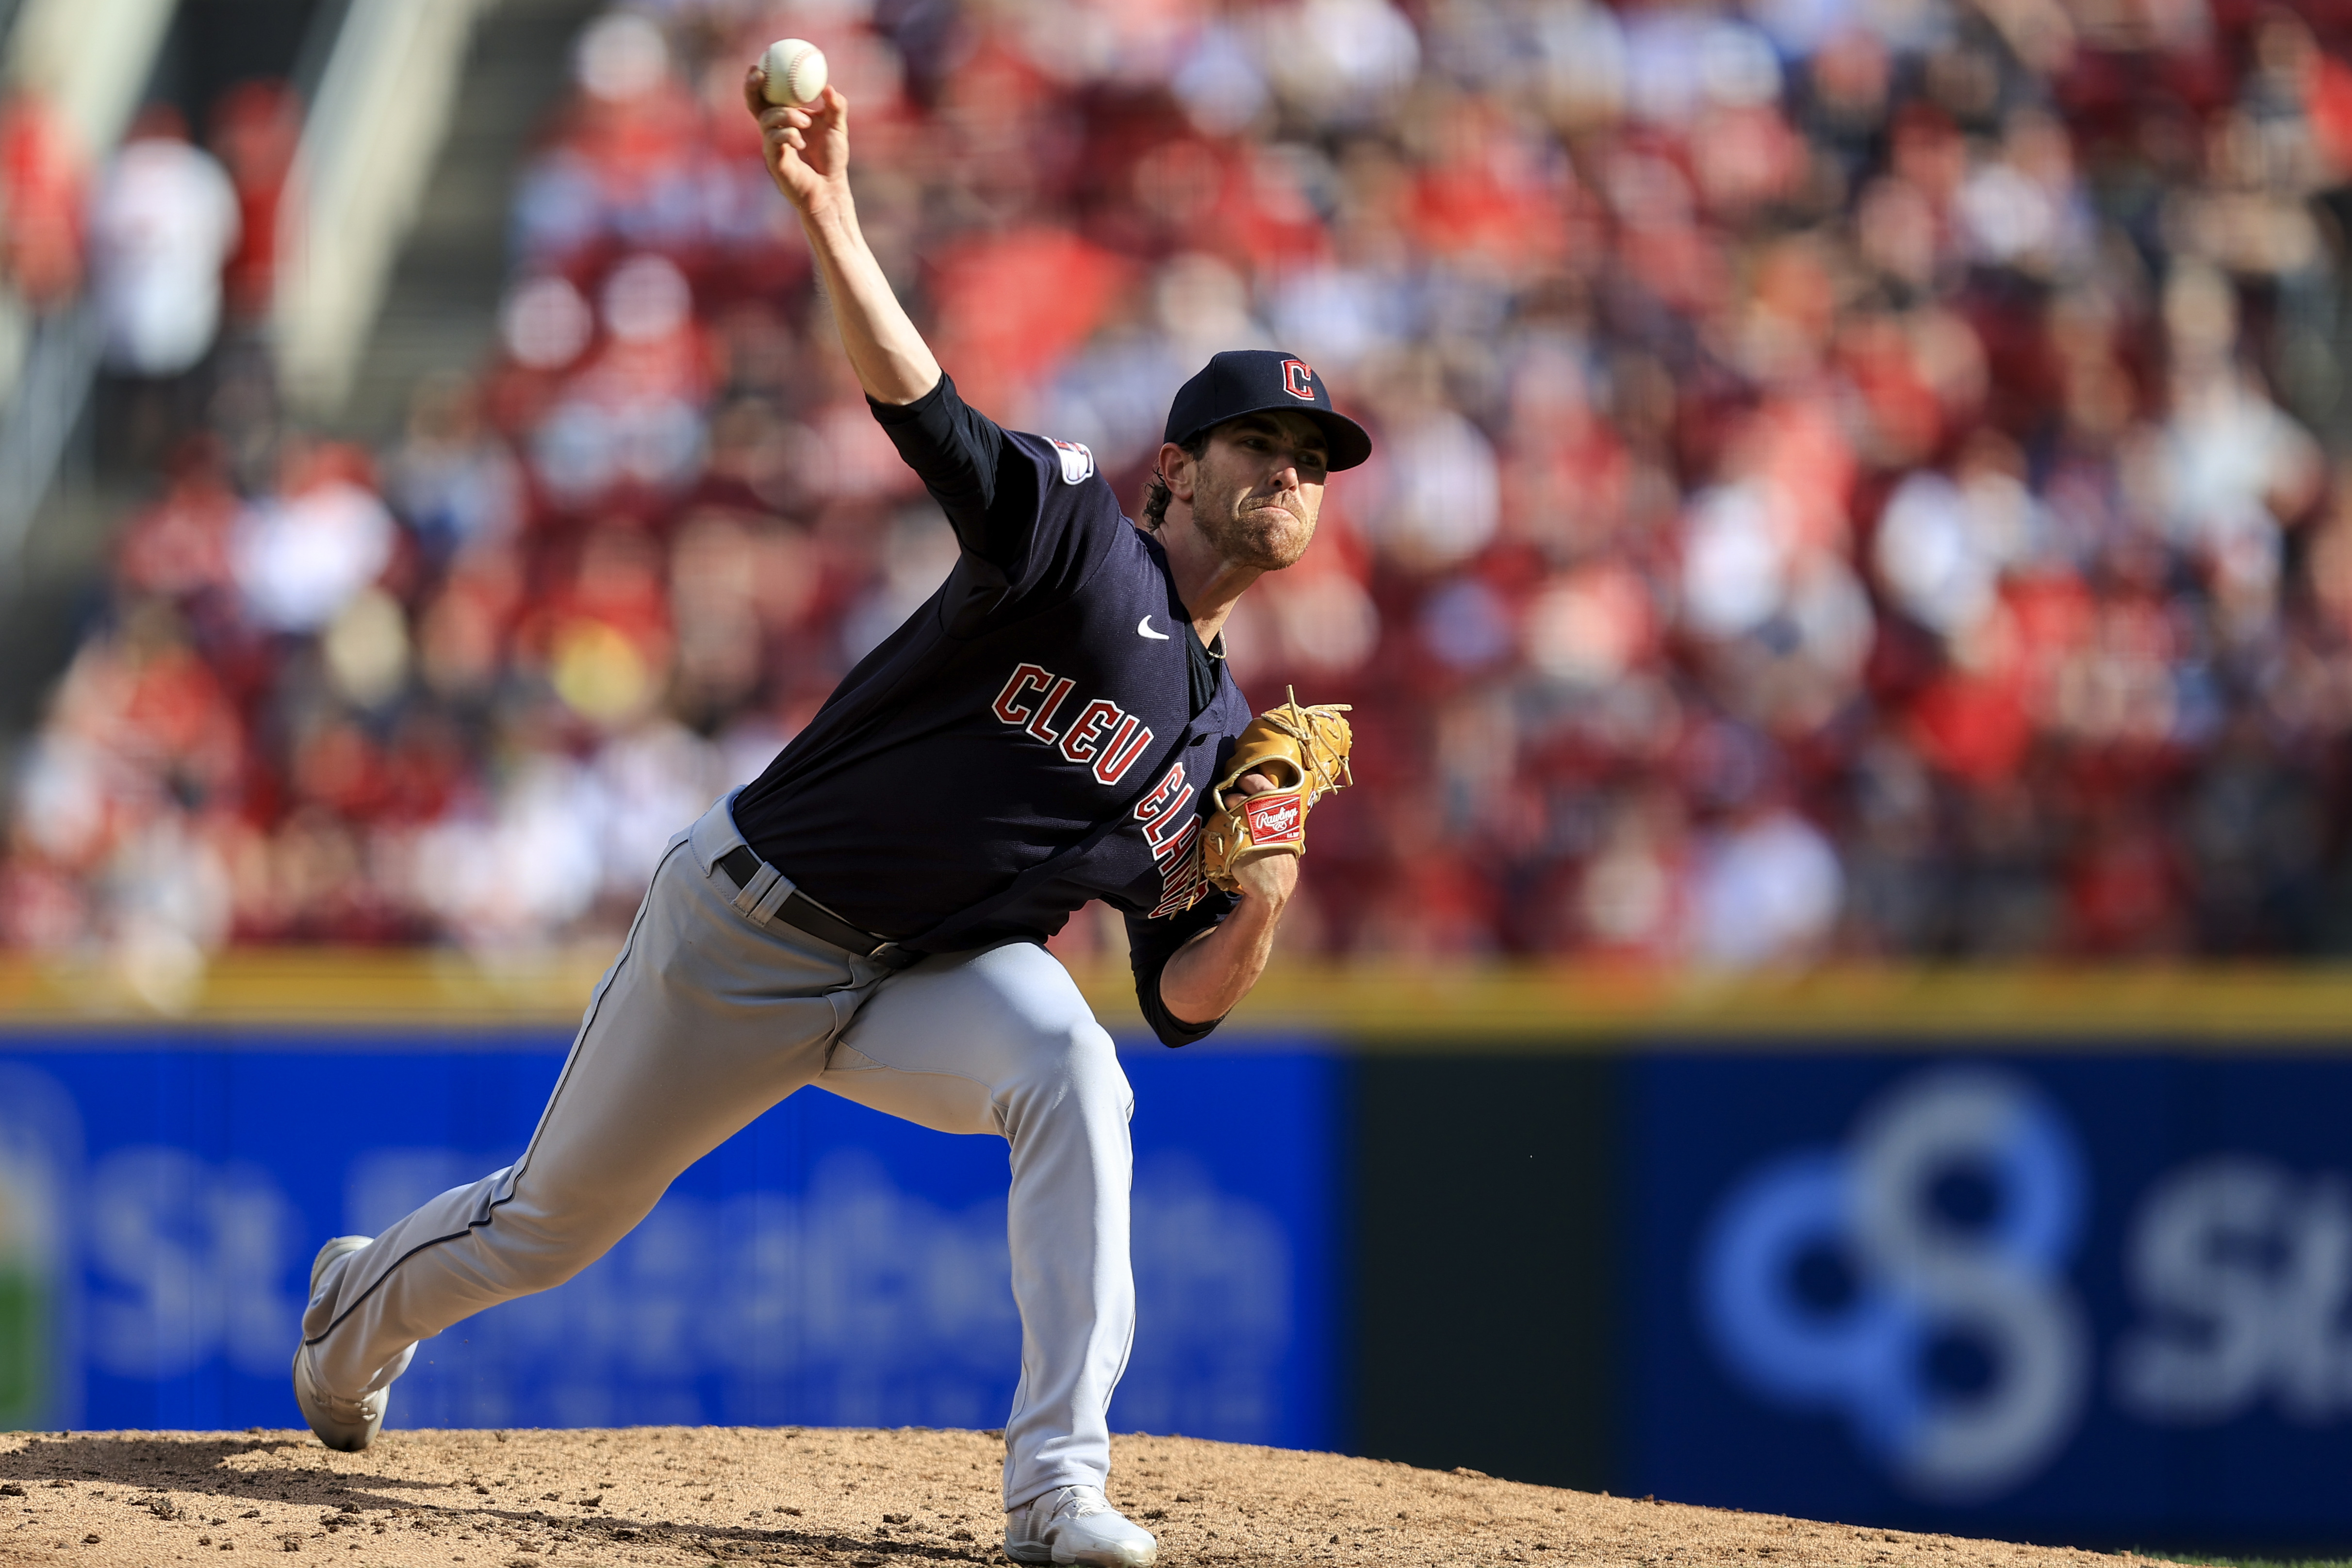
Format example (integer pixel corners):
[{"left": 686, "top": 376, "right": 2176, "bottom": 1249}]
[{"left": 1201, "top": 688, "right": 1354, "bottom": 894}]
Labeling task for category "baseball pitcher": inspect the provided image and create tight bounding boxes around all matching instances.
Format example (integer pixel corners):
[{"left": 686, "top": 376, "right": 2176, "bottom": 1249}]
[{"left": 290, "top": 67, "right": 1370, "bottom": 1568}]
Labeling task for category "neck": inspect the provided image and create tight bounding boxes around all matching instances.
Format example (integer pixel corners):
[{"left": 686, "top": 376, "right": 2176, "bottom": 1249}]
[{"left": 1156, "top": 505, "right": 1264, "bottom": 646}]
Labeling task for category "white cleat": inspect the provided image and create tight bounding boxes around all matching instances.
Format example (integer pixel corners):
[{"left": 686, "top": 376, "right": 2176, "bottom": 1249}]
[
  {"left": 1005, "top": 1485, "right": 1159, "bottom": 1567},
  {"left": 291, "top": 1237, "right": 383, "bottom": 1452}
]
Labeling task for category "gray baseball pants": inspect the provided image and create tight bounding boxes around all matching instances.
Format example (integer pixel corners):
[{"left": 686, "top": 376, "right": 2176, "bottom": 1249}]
[{"left": 299, "top": 793, "right": 1138, "bottom": 1509}]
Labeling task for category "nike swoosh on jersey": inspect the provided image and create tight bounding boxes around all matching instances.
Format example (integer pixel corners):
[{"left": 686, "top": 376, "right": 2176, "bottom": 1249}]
[{"left": 1136, "top": 616, "right": 1171, "bottom": 640}]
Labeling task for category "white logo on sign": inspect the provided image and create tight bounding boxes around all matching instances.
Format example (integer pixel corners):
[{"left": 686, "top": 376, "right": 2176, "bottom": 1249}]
[
  {"left": 2114, "top": 1156, "right": 2352, "bottom": 1426},
  {"left": 88, "top": 1146, "right": 303, "bottom": 1378},
  {"left": 1696, "top": 1067, "right": 2090, "bottom": 1502},
  {"left": 1050, "top": 439, "right": 1095, "bottom": 485}
]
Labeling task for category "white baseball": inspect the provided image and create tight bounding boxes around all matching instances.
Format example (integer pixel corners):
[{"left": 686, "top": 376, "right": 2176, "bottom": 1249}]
[{"left": 758, "top": 38, "right": 828, "bottom": 107}]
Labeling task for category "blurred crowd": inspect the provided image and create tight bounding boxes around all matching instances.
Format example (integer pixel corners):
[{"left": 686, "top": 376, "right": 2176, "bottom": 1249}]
[
  {"left": 13, "top": 0, "right": 2352, "bottom": 972},
  {"left": 2, "top": 83, "right": 297, "bottom": 375}
]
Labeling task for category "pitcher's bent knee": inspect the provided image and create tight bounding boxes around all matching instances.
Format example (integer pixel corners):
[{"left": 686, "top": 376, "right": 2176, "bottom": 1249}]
[{"left": 999, "top": 1018, "right": 1133, "bottom": 1140}]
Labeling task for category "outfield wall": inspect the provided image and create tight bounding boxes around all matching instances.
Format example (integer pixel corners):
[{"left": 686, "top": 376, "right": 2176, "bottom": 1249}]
[
  {"left": 1356, "top": 1049, "right": 2352, "bottom": 1552},
  {"left": 0, "top": 1031, "right": 1342, "bottom": 1452},
  {"left": 6, "top": 958, "right": 2352, "bottom": 1551}
]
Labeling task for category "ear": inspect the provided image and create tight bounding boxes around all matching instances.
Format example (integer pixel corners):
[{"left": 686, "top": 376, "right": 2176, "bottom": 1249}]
[{"left": 1156, "top": 441, "right": 1198, "bottom": 503}]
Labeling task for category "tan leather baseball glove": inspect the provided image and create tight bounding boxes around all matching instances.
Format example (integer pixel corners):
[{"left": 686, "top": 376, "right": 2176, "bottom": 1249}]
[{"left": 1200, "top": 688, "right": 1354, "bottom": 894}]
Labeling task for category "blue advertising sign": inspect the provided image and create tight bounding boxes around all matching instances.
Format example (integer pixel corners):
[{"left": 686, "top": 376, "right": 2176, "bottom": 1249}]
[
  {"left": 1628, "top": 1054, "right": 2352, "bottom": 1545},
  {"left": 0, "top": 1035, "right": 1341, "bottom": 1449}
]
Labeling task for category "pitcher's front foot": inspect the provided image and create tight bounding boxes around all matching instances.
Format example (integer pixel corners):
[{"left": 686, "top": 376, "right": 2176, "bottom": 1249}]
[{"left": 1005, "top": 1486, "right": 1158, "bottom": 1567}]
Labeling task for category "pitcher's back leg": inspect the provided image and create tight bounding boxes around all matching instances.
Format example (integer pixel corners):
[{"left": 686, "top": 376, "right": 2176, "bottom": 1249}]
[{"left": 298, "top": 837, "right": 872, "bottom": 1420}]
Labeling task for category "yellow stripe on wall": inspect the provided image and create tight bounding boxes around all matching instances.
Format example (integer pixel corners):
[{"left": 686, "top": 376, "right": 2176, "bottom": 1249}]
[{"left": 7, "top": 950, "right": 2352, "bottom": 1049}]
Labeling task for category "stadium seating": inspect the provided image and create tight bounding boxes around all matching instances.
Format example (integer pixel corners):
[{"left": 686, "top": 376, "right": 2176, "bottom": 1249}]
[{"left": 10, "top": 0, "right": 2352, "bottom": 966}]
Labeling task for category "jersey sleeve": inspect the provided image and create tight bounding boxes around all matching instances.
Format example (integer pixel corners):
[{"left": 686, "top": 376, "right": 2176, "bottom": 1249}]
[
  {"left": 870, "top": 373, "right": 1114, "bottom": 602},
  {"left": 869, "top": 374, "right": 1007, "bottom": 555},
  {"left": 1123, "top": 892, "right": 1238, "bottom": 1048}
]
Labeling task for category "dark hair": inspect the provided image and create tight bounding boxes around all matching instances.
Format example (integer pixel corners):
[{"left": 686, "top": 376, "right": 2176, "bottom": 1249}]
[{"left": 1139, "top": 432, "right": 1210, "bottom": 532}]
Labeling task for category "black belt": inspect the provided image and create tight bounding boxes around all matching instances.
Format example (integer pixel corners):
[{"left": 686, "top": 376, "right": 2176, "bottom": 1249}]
[{"left": 717, "top": 845, "right": 921, "bottom": 970}]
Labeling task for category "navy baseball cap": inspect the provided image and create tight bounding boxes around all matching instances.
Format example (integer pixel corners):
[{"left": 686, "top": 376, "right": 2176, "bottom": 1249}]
[{"left": 1163, "top": 350, "right": 1373, "bottom": 471}]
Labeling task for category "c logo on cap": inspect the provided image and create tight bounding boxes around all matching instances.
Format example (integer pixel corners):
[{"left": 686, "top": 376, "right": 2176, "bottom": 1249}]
[{"left": 1282, "top": 359, "right": 1316, "bottom": 400}]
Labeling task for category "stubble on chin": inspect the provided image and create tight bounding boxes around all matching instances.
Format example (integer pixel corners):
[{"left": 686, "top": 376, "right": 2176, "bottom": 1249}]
[{"left": 1212, "top": 494, "right": 1315, "bottom": 572}]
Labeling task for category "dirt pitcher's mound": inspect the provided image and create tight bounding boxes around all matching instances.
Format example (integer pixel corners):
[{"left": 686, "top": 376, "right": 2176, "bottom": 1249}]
[{"left": 0, "top": 1427, "right": 2160, "bottom": 1568}]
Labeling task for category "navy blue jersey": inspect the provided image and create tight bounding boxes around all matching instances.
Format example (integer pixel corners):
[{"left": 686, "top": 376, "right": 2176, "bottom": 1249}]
[{"left": 730, "top": 375, "right": 1250, "bottom": 1044}]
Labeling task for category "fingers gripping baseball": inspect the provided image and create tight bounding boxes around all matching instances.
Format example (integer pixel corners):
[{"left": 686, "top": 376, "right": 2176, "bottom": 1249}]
[{"left": 741, "top": 71, "right": 849, "bottom": 212}]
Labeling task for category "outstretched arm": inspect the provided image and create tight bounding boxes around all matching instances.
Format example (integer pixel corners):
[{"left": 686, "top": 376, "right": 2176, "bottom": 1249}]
[{"left": 744, "top": 71, "right": 939, "bottom": 406}]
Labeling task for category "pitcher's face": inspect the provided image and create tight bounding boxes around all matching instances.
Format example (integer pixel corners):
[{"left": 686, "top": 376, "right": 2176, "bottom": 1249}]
[{"left": 1181, "top": 412, "right": 1329, "bottom": 570}]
